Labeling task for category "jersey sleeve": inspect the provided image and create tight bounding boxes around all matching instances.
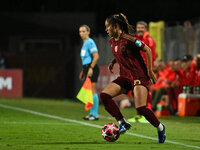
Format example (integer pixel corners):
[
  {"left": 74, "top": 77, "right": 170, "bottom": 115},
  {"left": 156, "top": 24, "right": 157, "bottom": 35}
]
[
  {"left": 121, "top": 33, "right": 145, "bottom": 49},
  {"left": 89, "top": 40, "right": 98, "bottom": 54},
  {"left": 134, "top": 39, "right": 145, "bottom": 49}
]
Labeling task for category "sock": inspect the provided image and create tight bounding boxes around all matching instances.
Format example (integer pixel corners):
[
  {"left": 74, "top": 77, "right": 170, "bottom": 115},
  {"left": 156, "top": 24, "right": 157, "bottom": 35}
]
[
  {"left": 100, "top": 93, "right": 124, "bottom": 121},
  {"left": 136, "top": 93, "right": 152, "bottom": 116},
  {"left": 137, "top": 106, "right": 160, "bottom": 127},
  {"left": 89, "top": 94, "right": 99, "bottom": 117},
  {"left": 89, "top": 106, "right": 94, "bottom": 116},
  {"left": 157, "top": 123, "right": 164, "bottom": 131},
  {"left": 92, "top": 94, "right": 99, "bottom": 117}
]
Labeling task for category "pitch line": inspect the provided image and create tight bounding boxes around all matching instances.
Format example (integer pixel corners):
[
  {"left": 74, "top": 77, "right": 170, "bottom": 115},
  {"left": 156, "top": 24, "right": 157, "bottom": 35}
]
[
  {"left": 0, "top": 103, "right": 200, "bottom": 149},
  {"left": 2, "top": 121, "right": 78, "bottom": 125}
]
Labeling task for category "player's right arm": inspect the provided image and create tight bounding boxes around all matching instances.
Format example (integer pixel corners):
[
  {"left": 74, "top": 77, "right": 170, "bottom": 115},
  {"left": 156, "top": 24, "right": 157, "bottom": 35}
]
[{"left": 108, "top": 58, "right": 116, "bottom": 73}]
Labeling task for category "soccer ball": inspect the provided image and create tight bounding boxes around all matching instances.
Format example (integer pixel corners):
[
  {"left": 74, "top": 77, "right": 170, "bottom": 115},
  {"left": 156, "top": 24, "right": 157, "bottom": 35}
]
[{"left": 101, "top": 123, "right": 120, "bottom": 142}]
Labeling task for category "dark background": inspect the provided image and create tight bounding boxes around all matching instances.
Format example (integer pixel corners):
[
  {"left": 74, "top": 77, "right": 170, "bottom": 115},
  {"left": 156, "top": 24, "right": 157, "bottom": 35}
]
[
  {"left": 0, "top": 0, "right": 200, "bottom": 33},
  {"left": 0, "top": 0, "right": 199, "bottom": 99}
]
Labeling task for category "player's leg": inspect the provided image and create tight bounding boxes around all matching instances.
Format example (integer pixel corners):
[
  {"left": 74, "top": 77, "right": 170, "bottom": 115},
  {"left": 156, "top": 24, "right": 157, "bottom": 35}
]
[
  {"left": 100, "top": 82, "right": 125, "bottom": 120},
  {"left": 133, "top": 85, "right": 166, "bottom": 143},
  {"left": 91, "top": 82, "right": 99, "bottom": 120},
  {"left": 128, "top": 91, "right": 152, "bottom": 123},
  {"left": 100, "top": 78, "right": 132, "bottom": 134}
]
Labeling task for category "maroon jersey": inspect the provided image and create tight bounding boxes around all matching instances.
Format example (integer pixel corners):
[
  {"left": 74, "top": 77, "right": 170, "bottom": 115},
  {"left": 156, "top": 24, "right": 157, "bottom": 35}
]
[{"left": 109, "top": 33, "right": 150, "bottom": 86}]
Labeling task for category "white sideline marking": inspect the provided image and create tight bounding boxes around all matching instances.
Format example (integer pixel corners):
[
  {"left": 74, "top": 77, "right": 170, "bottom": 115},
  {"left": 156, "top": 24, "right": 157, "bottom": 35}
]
[
  {"left": 0, "top": 103, "right": 200, "bottom": 149},
  {"left": 2, "top": 121, "right": 78, "bottom": 125}
]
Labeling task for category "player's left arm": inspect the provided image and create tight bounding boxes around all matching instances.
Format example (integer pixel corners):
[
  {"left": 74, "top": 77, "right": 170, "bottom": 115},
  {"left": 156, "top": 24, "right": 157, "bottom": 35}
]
[{"left": 142, "top": 45, "right": 156, "bottom": 84}]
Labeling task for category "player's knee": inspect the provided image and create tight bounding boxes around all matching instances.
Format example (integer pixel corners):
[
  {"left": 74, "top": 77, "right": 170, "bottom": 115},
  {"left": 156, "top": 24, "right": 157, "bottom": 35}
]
[{"left": 99, "top": 92, "right": 112, "bottom": 105}]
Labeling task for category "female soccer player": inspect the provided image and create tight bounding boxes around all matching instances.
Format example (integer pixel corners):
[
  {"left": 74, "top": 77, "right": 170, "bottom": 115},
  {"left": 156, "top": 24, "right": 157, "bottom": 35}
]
[
  {"left": 79, "top": 24, "right": 100, "bottom": 121},
  {"left": 100, "top": 13, "right": 166, "bottom": 143}
]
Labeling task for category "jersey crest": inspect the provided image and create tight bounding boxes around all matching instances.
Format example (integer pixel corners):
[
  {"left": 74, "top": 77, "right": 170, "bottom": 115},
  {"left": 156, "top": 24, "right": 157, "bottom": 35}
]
[{"left": 115, "top": 46, "right": 118, "bottom": 52}]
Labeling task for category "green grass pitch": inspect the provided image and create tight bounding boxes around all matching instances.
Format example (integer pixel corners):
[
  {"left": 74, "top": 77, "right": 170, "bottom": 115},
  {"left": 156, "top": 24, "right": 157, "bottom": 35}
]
[{"left": 0, "top": 98, "right": 200, "bottom": 150}]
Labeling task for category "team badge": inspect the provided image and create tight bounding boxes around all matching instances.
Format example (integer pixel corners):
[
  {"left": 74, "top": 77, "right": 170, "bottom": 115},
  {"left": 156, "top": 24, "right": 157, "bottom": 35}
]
[
  {"left": 115, "top": 46, "right": 118, "bottom": 52},
  {"left": 81, "top": 50, "right": 86, "bottom": 56}
]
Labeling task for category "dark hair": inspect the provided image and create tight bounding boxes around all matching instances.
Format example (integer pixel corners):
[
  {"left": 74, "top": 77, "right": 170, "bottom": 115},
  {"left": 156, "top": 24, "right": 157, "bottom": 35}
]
[
  {"left": 136, "top": 21, "right": 148, "bottom": 29},
  {"left": 182, "top": 54, "right": 193, "bottom": 62},
  {"left": 80, "top": 24, "right": 91, "bottom": 32},
  {"left": 106, "top": 13, "right": 134, "bottom": 33}
]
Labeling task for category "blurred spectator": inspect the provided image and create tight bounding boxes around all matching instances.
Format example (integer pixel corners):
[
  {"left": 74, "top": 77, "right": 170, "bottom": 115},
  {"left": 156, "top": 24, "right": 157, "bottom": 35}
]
[
  {"left": 190, "top": 54, "right": 200, "bottom": 88},
  {"left": 135, "top": 21, "right": 157, "bottom": 66},
  {"left": 179, "top": 54, "right": 193, "bottom": 92},
  {"left": 165, "top": 59, "right": 181, "bottom": 114},
  {"left": 0, "top": 50, "right": 8, "bottom": 69},
  {"left": 151, "top": 59, "right": 181, "bottom": 114},
  {"left": 151, "top": 60, "right": 168, "bottom": 111}
]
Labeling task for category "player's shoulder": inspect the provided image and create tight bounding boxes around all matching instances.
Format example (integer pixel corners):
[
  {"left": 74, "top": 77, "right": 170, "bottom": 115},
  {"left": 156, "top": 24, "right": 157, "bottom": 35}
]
[
  {"left": 121, "top": 33, "right": 137, "bottom": 43},
  {"left": 87, "top": 38, "right": 95, "bottom": 43},
  {"left": 109, "top": 37, "right": 114, "bottom": 44},
  {"left": 85, "top": 38, "right": 96, "bottom": 47}
]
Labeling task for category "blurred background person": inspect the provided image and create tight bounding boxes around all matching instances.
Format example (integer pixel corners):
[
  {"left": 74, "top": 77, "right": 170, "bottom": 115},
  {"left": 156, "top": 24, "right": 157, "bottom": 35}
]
[
  {"left": 163, "top": 59, "right": 181, "bottom": 114},
  {"left": 128, "top": 21, "right": 157, "bottom": 123},
  {"left": 135, "top": 21, "right": 157, "bottom": 66},
  {"left": 151, "top": 59, "right": 181, "bottom": 115},
  {"left": 151, "top": 60, "right": 168, "bottom": 112},
  {"left": 79, "top": 25, "right": 100, "bottom": 121},
  {"left": 179, "top": 54, "right": 193, "bottom": 93},
  {"left": 190, "top": 54, "right": 200, "bottom": 91},
  {"left": 0, "top": 50, "right": 8, "bottom": 69}
]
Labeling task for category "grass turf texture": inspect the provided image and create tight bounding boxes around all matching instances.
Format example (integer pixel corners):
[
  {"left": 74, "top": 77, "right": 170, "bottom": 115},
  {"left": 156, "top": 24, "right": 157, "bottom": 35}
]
[{"left": 0, "top": 98, "right": 200, "bottom": 150}]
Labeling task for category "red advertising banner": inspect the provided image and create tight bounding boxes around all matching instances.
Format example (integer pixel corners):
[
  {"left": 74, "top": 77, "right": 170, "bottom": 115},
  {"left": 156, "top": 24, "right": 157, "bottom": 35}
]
[{"left": 0, "top": 69, "right": 23, "bottom": 98}]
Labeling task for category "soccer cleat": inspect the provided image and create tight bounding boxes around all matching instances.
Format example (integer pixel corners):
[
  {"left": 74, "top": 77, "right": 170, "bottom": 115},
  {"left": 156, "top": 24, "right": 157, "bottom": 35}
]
[
  {"left": 88, "top": 115, "right": 99, "bottom": 121},
  {"left": 137, "top": 116, "right": 149, "bottom": 123},
  {"left": 83, "top": 115, "right": 99, "bottom": 121},
  {"left": 158, "top": 123, "right": 166, "bottom": 143},
  {"left": 83, "top": 115, "right": 91, "bottom": 120},
  {"left": 127, "top": 117, "right": 136, "bottom": 123},
  {"left": 128, "top": 115, "right": 149, "bottom": 123},
  {"left": 118, "top": 121, "right": 132, "bottom": 134}
]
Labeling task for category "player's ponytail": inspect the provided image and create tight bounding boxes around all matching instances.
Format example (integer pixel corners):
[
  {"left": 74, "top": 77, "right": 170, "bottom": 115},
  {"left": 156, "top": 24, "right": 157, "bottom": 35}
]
[
  {"left": 119, "top": 13, "right": 134, "bottom": 33},
  {"left": 106, "top": 13, "right": 134, "bottom": 33}
]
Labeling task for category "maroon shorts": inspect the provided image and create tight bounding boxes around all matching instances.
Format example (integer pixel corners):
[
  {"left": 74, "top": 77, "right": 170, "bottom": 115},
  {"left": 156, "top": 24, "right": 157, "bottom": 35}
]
[{"left": 112, "top": 76, "right": 152, "bottom": 104}]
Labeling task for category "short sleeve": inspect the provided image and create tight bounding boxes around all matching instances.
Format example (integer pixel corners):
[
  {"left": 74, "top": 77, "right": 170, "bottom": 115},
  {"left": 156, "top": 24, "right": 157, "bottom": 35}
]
[{"left": 89, "top": 40, "right": 98, "bottom": 54}]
